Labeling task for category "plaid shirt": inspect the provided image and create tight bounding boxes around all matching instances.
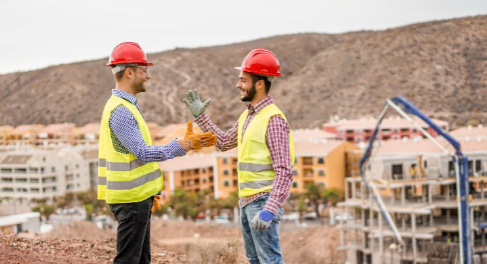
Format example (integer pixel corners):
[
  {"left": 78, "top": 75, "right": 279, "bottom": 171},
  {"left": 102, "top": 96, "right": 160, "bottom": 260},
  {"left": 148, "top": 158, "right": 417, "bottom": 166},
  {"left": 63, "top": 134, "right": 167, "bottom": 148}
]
[
  {"left": 195, "top": 96, "right": 292, "bottom": 215},
  {"left": 108, "top": 89, "right": 186, "bottom": 163}
]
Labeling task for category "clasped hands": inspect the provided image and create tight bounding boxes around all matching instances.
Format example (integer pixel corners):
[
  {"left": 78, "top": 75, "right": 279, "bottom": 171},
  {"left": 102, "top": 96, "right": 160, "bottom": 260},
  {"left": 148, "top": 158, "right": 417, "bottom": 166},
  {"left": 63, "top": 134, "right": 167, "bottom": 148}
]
[{"left": 178, "top": 121, "right": 217, "bottom": 152}]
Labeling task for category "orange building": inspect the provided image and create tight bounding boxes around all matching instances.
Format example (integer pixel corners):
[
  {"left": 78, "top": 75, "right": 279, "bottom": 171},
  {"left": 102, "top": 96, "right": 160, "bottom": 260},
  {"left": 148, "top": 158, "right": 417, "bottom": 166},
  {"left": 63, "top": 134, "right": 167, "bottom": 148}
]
[
  {"left": 74, "top": 123, "right": 100, "bottom": 145},
  {"left": 158, "top": 154, "right": 215, "bottom": 204},
  {"left": 7, "top": 125, "right": 44, "bottom": 145},
  {"left": 214, "top": 139, "right": 360, "bottom": 199},
  {"left": 0, "top": 126, "right": 13, "bottom": 145},
  {"left": 35, "top": 123, "right": 76, "bottom": 145}
]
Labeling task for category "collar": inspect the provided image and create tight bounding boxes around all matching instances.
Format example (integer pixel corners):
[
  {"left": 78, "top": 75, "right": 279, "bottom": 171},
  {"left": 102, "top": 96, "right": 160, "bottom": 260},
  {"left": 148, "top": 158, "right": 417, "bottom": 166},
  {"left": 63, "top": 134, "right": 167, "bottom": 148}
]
[
  {"left": 112, "top": 89, "right": 138, "bottom": 105},
  {"left": 247, "top": 96, "right": 274, "bottom": 115}
]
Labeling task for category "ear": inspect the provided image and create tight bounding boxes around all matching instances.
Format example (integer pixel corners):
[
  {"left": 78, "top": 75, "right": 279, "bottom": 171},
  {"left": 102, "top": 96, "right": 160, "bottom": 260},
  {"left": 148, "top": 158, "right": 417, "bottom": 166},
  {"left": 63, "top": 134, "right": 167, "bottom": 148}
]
[
  {"left": 124, "top": 67, "right": 135, "bottom": 80},
  {"left": 256, "top": 79, "right": 266, "bottom": 92}
]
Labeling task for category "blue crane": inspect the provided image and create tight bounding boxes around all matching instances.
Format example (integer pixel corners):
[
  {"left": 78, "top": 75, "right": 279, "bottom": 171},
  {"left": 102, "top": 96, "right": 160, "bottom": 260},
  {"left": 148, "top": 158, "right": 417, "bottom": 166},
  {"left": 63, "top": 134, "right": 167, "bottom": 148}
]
[{"left": 359, "top": 96, "right": 472, "bottom": 264}]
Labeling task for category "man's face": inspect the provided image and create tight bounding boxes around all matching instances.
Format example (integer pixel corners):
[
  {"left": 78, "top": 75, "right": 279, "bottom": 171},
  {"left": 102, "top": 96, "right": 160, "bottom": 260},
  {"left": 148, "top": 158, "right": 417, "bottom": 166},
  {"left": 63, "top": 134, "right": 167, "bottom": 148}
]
[
  {"left": 131, "top": 66, "right": 151, "bottom": 94},
  {"left": 236, "top": 71, "right": 256, "bottom": 102}
]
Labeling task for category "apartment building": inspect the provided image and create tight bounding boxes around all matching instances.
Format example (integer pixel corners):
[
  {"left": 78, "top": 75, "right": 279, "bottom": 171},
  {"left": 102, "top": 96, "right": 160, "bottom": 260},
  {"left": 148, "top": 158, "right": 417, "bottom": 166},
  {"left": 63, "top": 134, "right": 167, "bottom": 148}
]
[
  {"left": 74, "top": 123, "right": 100, "bottom": 145},
  {"left": 7, "top": 124, "right": 44, "bottom": 145},
  {"left": 214, "top": 139, "right": 360, "bottom": 199},
  {"left": 35, "top": 123, "right": 76, "bottom": 145},
  {"left": 0, "top": 126, "right": 13, "bottom": 145},
  {"left": 158, "top": 153, "right": 215, "bottom": 204},
  {"left": 324, "top": 116, "right": 449, "bottom": 144},
  {"left": 0, "top": 145, "right": 93, "bottom": 216},
  {"left": 337, "top": 136, "right": 487, "bottom": 264}
]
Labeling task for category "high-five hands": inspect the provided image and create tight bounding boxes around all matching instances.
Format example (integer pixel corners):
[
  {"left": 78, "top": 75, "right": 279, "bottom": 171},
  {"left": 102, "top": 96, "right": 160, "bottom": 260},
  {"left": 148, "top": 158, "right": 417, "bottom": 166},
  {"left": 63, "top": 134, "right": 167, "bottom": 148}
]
[
  {"left": 178, "top": 121, "right": 217, "bottom": 152},
  {"left": 183, "top": 89, "right": 211, "bottom": 117}
]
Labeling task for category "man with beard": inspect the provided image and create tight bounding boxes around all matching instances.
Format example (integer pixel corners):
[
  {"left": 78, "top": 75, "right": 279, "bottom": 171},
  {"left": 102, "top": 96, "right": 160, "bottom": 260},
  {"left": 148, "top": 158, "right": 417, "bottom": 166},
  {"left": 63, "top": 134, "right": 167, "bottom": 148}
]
[
  {"left": 98, "top": 42, "right": 216, "bottom": 264},
  {"left": 183, "top": 49, "right": 294, "bottom": 264}
]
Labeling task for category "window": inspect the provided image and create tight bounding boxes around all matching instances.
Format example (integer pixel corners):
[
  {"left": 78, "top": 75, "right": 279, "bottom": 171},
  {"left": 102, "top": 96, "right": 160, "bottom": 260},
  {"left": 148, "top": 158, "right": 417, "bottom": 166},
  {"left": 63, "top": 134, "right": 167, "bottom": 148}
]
[
  {"left": 42, "top": 157, "right": 46, "bottom": 162},
  {"left": 294, "top": 157, "right": 298, "bottom": 164},
  {"left": 30, "top": 178, "right": 39, "bottom": 183},
  {"left": 393, "top": 129, "right": 398, "bottom": 133},
  {"left": 15, "top": 168, "right": 27, "bottom": 174},
  {"left": 51, "top": 167, "right": 55, "bottom": 172},
  {"left": 65, "top": 166, "right": 69, "bottom": 171},
  {"left": 233, "top": 180, "right": 238, "bottom": 187},
  {"left": 41, "top": 167, "right": 45, "bottom": 174},
  {"left": 355, "top": 129, "right": 361, "bottom": 135},
  {"left": 15, "top": 178, "right": 27, "bottom": 183},
  {"left": 1, "top": 178, "right": 13, "bottom": 183},
  {"left": 31, "top": 188, "right": 39, "bottom": 193},
  {"left": 202, "top": 168, "right": 206, "bottom": 173},
  {"left": 223, "top": 158, "right": 228, "bottom": 164},
  {"left": 76, "top": 164, "right": 79, "bottom": 169},
  {"left": 76, "top": 174, "right": 80, "bottom": 178},
  {"left": 1, "top": 168, "right": 12, "bottom": 174},
  {"left": 318, "top": 170, "right": 325, "bottom": 177},
  {"left": 30, "top": 168, "right": 39, "bottom": 173},
  {"left": 17, "top": 188, "right": 27, "bottom": 193},
  {"left": 293, "top": 170, "right": 298, "bottom": 176},
  {"left": 224, "top": 180, "right": 230, "bottom": 187},
  {"left": 194, "top": 169, "right": 199, "bottom": 174},
  {"left": 476, "top": 160, "right": 482, "bottom": 172},
  {"left": 2, "top": 188, "right": 13, "bottom": 192},
  {"left": 223, "top": 169, "right": 229, "bottom": 176},
  {"left": 203, "top": 178, "right": 207, "bottom": 184},
  {"left": 292, "top": 182, "right": 298, "bottom": 188},
  {"left": 318, "top": 158, "right": 324, "bottom": 164},
  {"left": 391, "top": 164, "right": 403, "bottom": 179}
]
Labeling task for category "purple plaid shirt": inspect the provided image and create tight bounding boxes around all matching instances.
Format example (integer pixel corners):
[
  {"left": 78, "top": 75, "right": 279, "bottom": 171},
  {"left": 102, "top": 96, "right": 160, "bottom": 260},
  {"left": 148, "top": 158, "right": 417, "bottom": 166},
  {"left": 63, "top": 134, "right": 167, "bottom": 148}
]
[{"left": 195, "top": 96, "right": 292, "bottom": 215}]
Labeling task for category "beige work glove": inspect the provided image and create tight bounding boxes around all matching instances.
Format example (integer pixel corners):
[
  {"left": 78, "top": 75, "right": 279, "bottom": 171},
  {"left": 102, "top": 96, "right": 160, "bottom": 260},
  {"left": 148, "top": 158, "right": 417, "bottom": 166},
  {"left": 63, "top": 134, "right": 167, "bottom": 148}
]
[{"left": 177, "top": 121, "right": 217, "bottom": 152}]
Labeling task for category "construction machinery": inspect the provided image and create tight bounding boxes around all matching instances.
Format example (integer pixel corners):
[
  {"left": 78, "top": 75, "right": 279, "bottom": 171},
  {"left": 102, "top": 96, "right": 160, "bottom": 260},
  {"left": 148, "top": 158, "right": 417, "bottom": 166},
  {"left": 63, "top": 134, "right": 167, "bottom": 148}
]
[{"left": 359, "top": 96, "right": 472, "bottom": 264}]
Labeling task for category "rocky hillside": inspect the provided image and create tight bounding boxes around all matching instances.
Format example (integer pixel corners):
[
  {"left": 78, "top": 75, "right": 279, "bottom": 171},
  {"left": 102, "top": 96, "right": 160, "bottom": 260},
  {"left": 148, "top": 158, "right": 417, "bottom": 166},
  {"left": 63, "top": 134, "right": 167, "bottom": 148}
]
[{"left": 1, "top": 15, "right": 486, "bottom": 129}]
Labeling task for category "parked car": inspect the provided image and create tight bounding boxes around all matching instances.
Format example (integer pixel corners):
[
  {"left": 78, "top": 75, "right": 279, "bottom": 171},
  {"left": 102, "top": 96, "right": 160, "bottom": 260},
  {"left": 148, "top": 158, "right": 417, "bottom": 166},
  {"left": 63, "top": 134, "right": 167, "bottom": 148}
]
[
  {"left": 282, "top": 212, "right": 299, "bottom": 221},
  {"left": 303, "top": 212, "right": 318, "bottom": 220}
]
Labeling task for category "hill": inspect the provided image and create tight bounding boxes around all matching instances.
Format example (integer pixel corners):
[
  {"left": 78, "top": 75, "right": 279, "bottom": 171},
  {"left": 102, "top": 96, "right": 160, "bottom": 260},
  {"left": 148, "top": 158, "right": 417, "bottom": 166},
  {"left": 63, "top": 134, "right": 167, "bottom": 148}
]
[{"left": 1, "top": 15, "right": 486, "bottom": 129}]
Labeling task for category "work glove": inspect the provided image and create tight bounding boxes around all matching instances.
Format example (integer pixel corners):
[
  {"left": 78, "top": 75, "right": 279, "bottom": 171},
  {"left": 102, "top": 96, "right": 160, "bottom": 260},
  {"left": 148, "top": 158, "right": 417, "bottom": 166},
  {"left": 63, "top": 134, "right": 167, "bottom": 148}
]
[
  {"left": 183, "top": 89, "right": 211, "bottom": 117},
  {"left": 151, "top": 195, "right": 161, "bottom": 213},
  {"left": 251, "top": 209, "right": 274, "bottom": 231},
  {"left": 177, "top": 121, "right": 217, "bottom": 151}
]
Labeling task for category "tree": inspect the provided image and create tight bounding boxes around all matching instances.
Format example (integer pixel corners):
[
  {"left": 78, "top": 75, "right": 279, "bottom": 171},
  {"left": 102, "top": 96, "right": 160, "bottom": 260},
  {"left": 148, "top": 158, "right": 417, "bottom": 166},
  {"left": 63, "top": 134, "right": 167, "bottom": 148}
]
[
  {"left": 304, "top": 183, "right": 324, "bottom": 218},
  {"left": 322, "top": 188, "right": 341, "bottom": 206},
  {"left": 32, "top": 204, "right": 55, "bottom": 221}
]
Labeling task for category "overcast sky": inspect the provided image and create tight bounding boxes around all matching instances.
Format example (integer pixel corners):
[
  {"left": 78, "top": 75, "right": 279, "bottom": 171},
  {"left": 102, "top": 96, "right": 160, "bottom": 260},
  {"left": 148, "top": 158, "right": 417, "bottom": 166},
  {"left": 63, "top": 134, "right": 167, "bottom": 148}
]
[{"left": 0, "top": 0, "right": 486, "bottom": 74}]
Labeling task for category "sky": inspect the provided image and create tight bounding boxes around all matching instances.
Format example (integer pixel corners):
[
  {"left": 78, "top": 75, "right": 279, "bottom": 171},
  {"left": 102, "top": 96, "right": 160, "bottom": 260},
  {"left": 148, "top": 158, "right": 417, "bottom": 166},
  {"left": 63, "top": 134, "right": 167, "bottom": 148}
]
[{"left": 0, "top": 0, "right": 486, "bottom": 74}]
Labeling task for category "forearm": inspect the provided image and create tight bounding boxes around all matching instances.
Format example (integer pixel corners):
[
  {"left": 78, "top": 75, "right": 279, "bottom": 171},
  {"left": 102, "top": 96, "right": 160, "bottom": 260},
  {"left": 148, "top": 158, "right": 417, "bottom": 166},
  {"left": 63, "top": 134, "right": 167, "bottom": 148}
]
[
  {"left": 195, "top": 114, "right": 238, "bottom": 151},
  {"left": 109, "top": 106, "right": 186, "bottom": 163}
]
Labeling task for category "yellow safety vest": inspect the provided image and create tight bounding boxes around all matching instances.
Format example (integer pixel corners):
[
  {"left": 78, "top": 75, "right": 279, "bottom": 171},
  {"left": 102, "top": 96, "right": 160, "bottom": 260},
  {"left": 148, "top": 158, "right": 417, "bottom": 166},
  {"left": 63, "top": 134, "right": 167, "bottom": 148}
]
[
  {"left": 237, "top": 104, "right": 295, "bottom": 197},
  {"left": 97, "top": 95, "right": 163, "bottom": 204}
]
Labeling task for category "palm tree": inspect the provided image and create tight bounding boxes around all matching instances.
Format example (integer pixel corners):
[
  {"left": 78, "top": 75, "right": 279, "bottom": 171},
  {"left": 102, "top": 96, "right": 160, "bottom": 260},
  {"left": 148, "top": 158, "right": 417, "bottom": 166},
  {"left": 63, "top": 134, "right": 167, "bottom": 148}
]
[
  {"left": 322, "top": 188, "right": 341, "bottom": 206},
  {"left": 304, "top": 183, "right": 324, "bottom": 219}
]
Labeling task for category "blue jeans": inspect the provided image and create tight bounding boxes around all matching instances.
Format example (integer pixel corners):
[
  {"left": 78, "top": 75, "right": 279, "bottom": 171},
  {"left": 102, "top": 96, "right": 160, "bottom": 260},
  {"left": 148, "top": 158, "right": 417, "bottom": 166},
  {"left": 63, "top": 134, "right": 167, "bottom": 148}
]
[{"left": 240, "top": 194, "right": 285, "bottom": 264}]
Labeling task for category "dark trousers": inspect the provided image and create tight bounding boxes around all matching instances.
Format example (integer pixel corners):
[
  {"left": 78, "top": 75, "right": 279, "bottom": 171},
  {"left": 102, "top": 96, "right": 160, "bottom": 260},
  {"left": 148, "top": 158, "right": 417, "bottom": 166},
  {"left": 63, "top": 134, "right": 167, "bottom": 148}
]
[{"left": 109, "top": 196, "right": 154, "bottom": 264}]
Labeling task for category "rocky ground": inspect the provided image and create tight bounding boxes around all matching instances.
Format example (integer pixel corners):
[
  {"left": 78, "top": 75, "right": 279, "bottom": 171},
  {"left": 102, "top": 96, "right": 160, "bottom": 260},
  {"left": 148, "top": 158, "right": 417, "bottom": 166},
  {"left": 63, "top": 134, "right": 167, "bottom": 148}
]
[
  {"left": 0, "top": 219, "right": 341, "bottom": 264},
  {"left": 0, "top": 234, "right": 182, "bottom": 264}
]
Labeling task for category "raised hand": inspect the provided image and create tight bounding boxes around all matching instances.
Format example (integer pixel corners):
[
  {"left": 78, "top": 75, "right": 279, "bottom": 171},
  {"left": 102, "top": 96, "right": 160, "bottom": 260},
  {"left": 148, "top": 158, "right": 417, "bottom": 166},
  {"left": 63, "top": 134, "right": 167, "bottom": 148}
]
[{"left": 183, "top": 89, "right": 211, "bottom": 117}]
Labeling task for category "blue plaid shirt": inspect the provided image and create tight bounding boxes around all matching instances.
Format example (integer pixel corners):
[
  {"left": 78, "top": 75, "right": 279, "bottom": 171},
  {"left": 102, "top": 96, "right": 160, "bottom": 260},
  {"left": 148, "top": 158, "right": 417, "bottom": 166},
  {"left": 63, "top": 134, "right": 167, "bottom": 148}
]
[{"left": 108, "top": 89, "right": 186, "bottom": 163}]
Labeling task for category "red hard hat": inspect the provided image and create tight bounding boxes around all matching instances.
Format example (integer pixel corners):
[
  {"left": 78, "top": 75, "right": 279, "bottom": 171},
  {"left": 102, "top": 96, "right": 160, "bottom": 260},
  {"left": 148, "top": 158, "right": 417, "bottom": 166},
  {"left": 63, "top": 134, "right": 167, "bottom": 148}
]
[
  {"left": 235, "top": 49, "right": 281, "bottom": 77},
  {"left": 107, "top": 42, "right": 153, "bottom": 66}
]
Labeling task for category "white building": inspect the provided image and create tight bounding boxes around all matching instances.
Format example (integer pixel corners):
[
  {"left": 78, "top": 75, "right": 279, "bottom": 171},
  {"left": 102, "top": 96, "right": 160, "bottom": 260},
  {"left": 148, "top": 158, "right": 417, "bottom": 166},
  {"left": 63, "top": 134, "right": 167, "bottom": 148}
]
[
  {"left": 0, "top": 145, "right": 97, "bottom": 216},
  {"left": 338, "top": 135, "right": 487, "bottom": 264}
]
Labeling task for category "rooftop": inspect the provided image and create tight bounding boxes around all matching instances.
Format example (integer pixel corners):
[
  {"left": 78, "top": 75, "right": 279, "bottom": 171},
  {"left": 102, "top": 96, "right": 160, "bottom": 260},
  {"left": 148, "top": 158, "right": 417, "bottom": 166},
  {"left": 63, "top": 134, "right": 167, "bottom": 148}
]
[
  {"left": 291, "top": 128, "right": 338, "bottom": 141},
  {"left": 375, "top": 137, "right": 487, "bottom": 154},
  {"left": 450, "top": 125, "right": 487, "bottom": 138},
  {"left": 324, "top": 116, "right": 448, "bottom": 130}
]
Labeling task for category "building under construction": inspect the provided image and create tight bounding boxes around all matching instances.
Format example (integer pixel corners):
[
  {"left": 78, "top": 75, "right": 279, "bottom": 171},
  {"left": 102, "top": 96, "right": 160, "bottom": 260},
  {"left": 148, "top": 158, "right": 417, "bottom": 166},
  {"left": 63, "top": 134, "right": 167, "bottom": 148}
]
[{"left": 337, "top": 127, "right": 487, "bottom": 264}]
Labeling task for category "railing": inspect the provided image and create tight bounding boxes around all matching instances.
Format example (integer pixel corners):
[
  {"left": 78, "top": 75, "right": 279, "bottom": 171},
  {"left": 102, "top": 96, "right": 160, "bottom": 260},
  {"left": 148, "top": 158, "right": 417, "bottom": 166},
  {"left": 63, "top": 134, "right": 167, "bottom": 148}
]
[{"left": 433, "top": 217, "right": 460, "bottom": 225}]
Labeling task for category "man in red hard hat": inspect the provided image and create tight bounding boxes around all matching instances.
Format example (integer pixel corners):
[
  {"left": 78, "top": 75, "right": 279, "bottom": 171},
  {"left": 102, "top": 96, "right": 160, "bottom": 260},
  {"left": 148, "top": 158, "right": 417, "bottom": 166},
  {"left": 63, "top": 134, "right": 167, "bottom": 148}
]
[
  {"left": 183, "top": 49, "right": 295, "bottom": 264},
  {"left": 99, "top": 42, "right": 216, "bottom": 264}
]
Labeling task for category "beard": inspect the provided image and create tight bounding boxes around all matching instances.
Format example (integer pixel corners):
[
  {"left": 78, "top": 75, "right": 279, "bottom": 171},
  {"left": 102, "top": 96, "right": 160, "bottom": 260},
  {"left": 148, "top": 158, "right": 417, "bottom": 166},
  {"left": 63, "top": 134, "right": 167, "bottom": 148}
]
[
  {"left": 240, "top": 84, "right": 256, "bottom": 102},
  {"left": 132, "top": 76, "right": 146, "bottom": 94}
]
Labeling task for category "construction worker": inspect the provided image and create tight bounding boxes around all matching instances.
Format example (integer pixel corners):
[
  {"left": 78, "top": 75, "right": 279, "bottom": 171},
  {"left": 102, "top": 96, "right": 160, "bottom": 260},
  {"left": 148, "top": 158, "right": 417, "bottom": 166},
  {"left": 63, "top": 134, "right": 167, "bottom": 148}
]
[
  {"left": 183, "top": 49, "right": 294, "bottom": 264},
  {"left": 98, "top": 42, "right": 216, "bottom": 264}
]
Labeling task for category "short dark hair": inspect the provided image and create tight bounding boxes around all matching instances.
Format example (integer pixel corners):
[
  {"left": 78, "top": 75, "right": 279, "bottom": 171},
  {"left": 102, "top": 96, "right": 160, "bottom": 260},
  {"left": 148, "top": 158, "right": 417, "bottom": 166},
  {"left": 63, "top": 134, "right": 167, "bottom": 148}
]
[
  {"left": 113, "top": 66, "right": 137, "bottom": 82},
  {"left": 250, "top": 74, "right": 272, "bottom": 94}
]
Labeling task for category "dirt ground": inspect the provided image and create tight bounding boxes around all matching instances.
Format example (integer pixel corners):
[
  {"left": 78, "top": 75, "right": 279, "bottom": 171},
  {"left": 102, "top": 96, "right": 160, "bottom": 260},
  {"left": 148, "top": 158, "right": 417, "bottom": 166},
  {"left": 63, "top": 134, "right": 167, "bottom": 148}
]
[{"left": 0, "top": 219, "right": 341, "bottom": 264}]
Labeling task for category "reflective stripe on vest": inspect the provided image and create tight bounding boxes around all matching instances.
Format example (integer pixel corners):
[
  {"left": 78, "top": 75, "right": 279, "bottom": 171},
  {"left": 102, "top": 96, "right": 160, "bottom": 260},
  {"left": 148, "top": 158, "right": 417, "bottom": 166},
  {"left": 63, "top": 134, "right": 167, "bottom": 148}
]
[
  {"left": 99, "top": 158, "right": 145, "bottom": 171},
  {"left": 107, "top": 169, "right": 160, "bottom": 190},
  {"left": 238, "top": 162, "right": 273, "bottom": 172},
  {"left": 239, "top": 179, "right": 274, "bottom": 190}
]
